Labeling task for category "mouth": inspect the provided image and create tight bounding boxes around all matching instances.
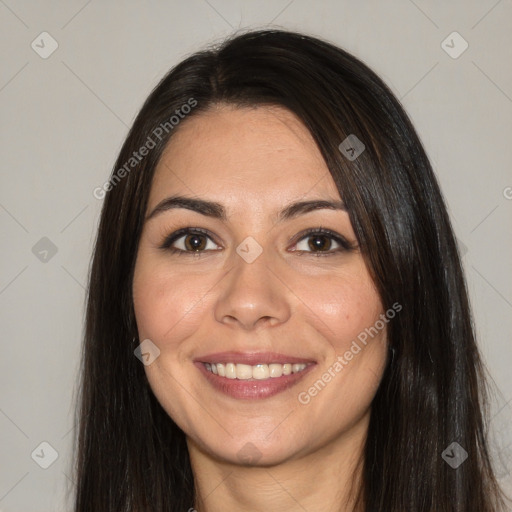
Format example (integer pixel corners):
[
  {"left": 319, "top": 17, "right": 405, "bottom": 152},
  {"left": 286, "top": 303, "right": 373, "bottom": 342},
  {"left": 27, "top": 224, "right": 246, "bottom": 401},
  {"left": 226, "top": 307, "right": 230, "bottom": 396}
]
[
  {"left": 194, "top": 351, "right": 316, "bottom": 400},
  {"left": 203, "top": 361, "right": 309, "bottom": 380}
]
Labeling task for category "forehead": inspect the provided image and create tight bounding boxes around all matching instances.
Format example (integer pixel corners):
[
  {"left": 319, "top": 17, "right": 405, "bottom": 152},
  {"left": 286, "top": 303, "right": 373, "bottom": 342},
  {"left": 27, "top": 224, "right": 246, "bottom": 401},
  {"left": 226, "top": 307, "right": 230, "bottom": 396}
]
[{"left": 148, "top": 105, "right": 342, "bottom": 212}]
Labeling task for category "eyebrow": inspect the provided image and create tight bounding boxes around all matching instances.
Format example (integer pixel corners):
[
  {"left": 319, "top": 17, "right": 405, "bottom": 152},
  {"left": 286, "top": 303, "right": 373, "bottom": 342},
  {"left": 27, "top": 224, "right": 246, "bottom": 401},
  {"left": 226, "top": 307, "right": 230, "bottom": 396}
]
[{"left": 145, "top": 195, "right": 346, "bottom": 223}]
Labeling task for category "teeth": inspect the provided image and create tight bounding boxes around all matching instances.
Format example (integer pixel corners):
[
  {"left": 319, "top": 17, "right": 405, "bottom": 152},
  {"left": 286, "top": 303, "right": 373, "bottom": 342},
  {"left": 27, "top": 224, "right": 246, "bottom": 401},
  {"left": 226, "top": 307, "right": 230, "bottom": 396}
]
[
  {"left": 225, "top": 363, "right": 236, "bottom": 379},
  {"left": 204, "top": 362, "right": 308, "bottom": 379}
]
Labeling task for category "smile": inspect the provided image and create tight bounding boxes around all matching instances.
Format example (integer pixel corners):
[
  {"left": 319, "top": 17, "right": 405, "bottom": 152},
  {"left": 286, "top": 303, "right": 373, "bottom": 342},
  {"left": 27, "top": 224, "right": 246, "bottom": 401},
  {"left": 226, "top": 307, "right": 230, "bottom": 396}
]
[{"left": 204, "top": 362, "right": 308, "bottom": 380}]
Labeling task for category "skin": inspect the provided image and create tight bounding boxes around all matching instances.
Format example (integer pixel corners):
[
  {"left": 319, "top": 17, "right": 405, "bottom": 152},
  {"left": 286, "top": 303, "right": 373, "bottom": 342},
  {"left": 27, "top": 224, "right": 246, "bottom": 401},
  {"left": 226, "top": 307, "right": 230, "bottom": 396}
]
[{"left": 132, "top": 104, "right": 389, "bottom": 511}]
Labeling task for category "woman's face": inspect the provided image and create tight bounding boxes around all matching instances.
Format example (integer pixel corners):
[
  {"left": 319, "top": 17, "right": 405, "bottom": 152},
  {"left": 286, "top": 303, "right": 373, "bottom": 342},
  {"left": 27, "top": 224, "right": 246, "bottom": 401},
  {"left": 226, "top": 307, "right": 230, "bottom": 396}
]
[{"left": 132, "top": 104, "right": 389, "bottom": 465}]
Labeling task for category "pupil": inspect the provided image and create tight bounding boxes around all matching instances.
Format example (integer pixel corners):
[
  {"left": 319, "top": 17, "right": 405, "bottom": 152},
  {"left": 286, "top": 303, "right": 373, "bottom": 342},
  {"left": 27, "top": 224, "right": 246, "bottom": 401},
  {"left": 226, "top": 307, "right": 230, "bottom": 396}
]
[
  {"left": 186, "top": 234, "right": 205, "bottom": 251},
  {"left": 309, "top": 235, "right": 329, "bottom": 251}
]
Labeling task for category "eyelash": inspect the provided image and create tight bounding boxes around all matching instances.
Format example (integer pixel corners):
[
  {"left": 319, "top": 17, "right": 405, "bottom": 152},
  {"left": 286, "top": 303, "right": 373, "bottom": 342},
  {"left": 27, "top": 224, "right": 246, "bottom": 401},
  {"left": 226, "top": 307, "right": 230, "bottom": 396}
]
[{"left": 159, "top": 227, "right": 354, "bottom": 257}]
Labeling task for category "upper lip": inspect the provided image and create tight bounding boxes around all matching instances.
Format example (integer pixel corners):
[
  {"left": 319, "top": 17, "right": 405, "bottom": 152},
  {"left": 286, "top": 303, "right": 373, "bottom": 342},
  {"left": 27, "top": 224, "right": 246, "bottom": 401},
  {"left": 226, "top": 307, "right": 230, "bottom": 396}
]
[{"left": 195, "top": 351, "right": 316, "bottom": 365}]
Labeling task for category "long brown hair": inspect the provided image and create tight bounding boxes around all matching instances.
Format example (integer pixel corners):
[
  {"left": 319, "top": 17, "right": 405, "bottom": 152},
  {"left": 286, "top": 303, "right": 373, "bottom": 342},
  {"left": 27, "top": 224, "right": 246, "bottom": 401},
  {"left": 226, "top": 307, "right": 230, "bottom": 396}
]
[{"left": 73, "top": 28, "right": 509, "bottom": 511}]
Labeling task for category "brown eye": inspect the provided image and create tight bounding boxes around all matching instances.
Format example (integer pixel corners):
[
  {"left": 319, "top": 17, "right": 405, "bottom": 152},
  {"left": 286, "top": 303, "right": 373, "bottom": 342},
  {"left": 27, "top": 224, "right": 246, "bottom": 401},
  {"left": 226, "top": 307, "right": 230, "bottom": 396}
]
[
  {"left": 292, "top": 228, "right": 354, "bottom": 256},
  {"left": 307, "top": 234, "right": 333, "bottom": 252},
  {"left": 160, "top": 228, "right": 220, "bottom": 253},
  {"left": 183, "top": 233, "right": 207, "bottom": 251}
]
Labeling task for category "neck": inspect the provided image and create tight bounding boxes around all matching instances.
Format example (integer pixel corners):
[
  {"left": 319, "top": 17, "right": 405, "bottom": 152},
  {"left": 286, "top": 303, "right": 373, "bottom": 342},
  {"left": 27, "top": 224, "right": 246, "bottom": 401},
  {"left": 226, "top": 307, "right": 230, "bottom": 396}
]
[{"left": 187, "top": 413, "right": 368, "bottom": 512}]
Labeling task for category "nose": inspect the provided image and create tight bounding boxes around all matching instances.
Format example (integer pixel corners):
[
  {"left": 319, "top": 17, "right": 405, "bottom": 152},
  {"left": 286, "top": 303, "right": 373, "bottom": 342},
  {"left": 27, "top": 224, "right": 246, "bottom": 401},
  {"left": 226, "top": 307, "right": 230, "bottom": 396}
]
[{"left": 214, "top": 247, "right": 292, "bottom": 331}]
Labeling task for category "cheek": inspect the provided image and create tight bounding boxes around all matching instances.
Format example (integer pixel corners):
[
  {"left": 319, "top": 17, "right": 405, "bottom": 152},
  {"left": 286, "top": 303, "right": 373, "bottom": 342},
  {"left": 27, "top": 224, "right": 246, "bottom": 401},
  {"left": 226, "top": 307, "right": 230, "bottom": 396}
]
[
  {"left": 295, "top": 274, "right": 388, "bottom": 427},
  {"left": 294, "top": 269, "right": 384, "bottom": 355},
  {"left": 132, "top": 258, "right": 213, "bottom": 349}
]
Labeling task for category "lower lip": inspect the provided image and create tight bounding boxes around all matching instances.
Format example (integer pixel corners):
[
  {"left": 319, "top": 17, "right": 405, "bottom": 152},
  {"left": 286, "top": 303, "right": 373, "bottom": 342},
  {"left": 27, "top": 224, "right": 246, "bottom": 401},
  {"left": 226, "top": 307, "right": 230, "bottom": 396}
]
[{"left": 195, "top": 362, "right": 316, "bottom": 400}]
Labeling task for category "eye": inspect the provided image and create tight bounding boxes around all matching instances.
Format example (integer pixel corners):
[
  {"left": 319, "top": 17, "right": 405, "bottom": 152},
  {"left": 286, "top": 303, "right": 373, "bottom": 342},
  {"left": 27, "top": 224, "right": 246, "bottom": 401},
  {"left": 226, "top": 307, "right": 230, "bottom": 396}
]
[
  {"left": 160, "top": 228, "right": 220, "bottom": 254},
  {"left": 159, "top": 227, "right": 354, "bottom": 256},
  {"left": 291, "top": 228, "right": 353, "bottom": 256}
]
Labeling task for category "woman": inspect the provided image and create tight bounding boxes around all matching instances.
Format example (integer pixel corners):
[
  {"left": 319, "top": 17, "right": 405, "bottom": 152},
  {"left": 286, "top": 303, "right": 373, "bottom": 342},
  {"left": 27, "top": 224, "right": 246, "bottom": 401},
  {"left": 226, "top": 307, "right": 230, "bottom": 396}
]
[{"left": 74, "top": 29, "right": 509, "bottom": 511}]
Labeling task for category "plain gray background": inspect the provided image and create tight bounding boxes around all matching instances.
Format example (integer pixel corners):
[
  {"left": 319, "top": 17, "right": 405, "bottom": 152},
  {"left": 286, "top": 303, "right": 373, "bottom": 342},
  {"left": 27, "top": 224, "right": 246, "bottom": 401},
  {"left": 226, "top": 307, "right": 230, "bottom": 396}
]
[{"left": 1, "top": 1, "right": 511, "bottom": 510}]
